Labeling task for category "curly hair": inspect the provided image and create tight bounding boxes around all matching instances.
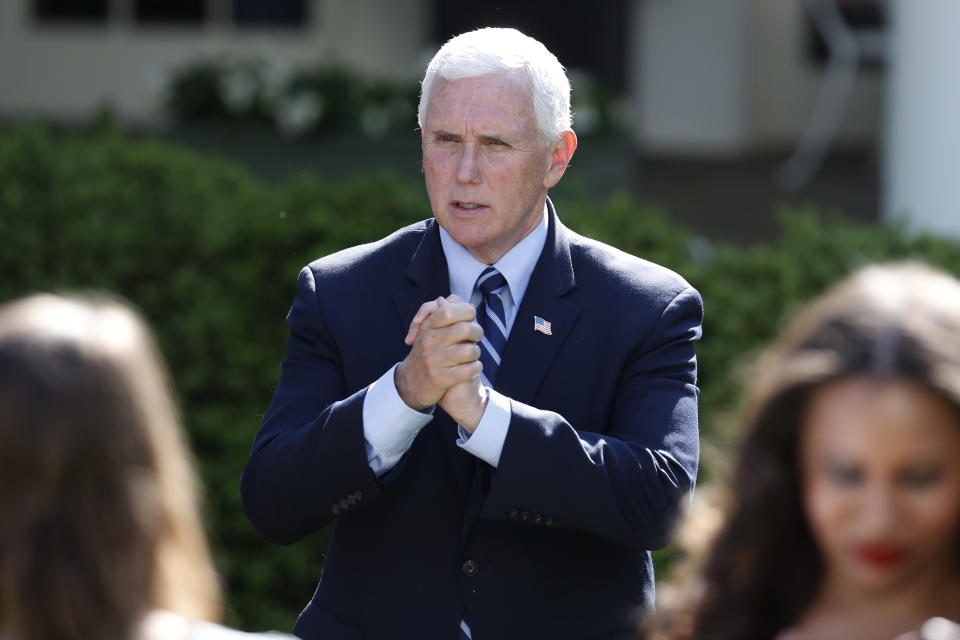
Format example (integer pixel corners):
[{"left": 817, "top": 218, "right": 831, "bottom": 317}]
[{"left": 649, "top": 262, "right": 960, "bottom": 640}]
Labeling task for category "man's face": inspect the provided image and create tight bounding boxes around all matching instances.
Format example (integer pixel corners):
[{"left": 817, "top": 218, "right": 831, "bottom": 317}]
[{"left": 421, "top": 74, "right": 573, "bottom": 265}]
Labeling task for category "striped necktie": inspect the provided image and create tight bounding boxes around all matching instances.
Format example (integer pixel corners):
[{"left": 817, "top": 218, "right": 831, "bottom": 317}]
[
  {"left": 475, "top": 267, "right": 508, "bottom": 386},
  {"left": 459, "top": 267, "right": 508, "bottom": 639}
]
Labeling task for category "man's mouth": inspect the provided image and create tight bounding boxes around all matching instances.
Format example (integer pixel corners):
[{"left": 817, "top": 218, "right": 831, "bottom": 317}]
[{"left": 454, "top": 202, "right": 485, "bottom": 210}]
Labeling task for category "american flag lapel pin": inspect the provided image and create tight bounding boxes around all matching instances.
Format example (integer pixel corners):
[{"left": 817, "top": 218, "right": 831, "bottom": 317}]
[{"left": 533, "top": 315, "right": 553, "bottom": 335}]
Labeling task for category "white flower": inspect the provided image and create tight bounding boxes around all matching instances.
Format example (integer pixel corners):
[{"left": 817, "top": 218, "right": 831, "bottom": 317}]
[
  {"left": 275, "top": 92, "right": 324, "bottom": 137},
  {"left": 219, "top": 66, "right": 260, "bottom": 113},
  {"left": 262, "top": 60, "right": 293, "bottom": 104}
]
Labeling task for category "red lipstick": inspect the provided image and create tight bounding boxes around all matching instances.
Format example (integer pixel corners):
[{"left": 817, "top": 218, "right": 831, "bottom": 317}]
[{"left": 855, "top": 544, "right": 906, "bottom": 567}]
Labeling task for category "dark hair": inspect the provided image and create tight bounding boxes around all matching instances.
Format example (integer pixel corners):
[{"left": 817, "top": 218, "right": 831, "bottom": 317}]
[
  {"left": 649, "top": 262, "right": 960, "bottom": 640},
  {"left": 0, "top": 294, "right": 220, "bottom": 640}
]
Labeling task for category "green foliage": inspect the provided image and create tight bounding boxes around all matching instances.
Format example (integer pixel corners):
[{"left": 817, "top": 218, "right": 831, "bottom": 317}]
[
  {"left": 3, "top": 125, "right": 960, "bottom": 630},
  {"left": 164, "top": 57, "right": 420, "bottom": 139},
  {"left": 162, "top": 56, "right": 624, "bottom": 139},
  {"left": 0, "top": 124, "right": 428, "bottom": 631},
  {"left": 681, "top": 207, "right": 960, "bottom": 453}
]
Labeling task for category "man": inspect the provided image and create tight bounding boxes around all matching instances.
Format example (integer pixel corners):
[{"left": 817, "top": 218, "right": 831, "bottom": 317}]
[{"left": 242, "top": 27, "right": 702, "bottom": 640}]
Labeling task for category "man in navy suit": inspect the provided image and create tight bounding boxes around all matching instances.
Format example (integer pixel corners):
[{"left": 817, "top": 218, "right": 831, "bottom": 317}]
[{"left": 242, "top": 27, "right": 702, "bottom": 640}]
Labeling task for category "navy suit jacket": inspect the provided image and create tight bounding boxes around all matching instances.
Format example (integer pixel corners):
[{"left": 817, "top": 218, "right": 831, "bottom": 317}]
[{"left": 241, "top": 205, "right": 703, "bottom": 640}]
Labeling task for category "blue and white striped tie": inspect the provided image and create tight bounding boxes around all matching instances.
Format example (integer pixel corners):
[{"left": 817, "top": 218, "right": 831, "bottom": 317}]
[
  {"left": 475, "top": 267, "right": 508, "bottom": 386},
  {"left": 459, "top": 267, "right": 508, "bottom": 640}
]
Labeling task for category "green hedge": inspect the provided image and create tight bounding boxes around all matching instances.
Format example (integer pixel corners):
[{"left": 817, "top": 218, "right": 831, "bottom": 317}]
[{"left": 3, "top": 124, "right": 960, "bottom": 630}]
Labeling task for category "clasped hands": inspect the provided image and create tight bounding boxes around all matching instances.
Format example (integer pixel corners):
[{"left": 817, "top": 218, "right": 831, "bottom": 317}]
[{"left": 395, "top": 295, "right": 487, "bottom": 432}]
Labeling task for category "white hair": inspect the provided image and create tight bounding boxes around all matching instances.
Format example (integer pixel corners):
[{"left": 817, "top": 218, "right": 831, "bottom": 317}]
[{"left": 417, "top": 27, "right": 573, "bottom": 145}]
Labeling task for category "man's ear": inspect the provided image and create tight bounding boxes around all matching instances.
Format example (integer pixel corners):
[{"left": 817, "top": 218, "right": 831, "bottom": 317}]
[{"left": 544, "top": 130, "right": 578, "bottom": 189}]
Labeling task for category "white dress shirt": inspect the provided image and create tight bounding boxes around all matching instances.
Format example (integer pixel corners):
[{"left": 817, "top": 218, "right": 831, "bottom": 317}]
[{"left": 362, "top": 209, "right": 549, "bottom": 475}]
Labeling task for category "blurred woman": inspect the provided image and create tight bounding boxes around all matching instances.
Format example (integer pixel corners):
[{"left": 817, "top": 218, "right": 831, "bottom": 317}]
[
  {"left": 0, "top": 294, "right": 291, "bottom": 640},
  {"left": 648, "top": 263, "right": 960, "bottom": 640}
]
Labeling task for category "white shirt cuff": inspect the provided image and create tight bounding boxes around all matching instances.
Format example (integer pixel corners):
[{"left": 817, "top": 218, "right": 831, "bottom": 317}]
[
  {"left": 363, "top": 363, "right": 434, "bottom": 475},
  {"left": 457, "top": 388, "right": 511, "bottom": 468}
]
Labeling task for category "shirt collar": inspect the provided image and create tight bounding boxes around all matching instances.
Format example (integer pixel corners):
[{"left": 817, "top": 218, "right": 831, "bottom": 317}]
[{"left": 438, "top": 206, "right": 549, "bottom": 305}]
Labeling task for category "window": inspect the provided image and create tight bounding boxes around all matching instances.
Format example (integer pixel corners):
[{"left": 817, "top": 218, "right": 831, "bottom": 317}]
[
  {"left": 135, "top": 0, "right": 205, "bottom": 24},
  {"left": 234, "top": 0, "right": 307, "bottom": 27},
  {"left": 807, "top": 0, "right": 887, "bottom": 66},
  {"left": 33, "top": 0, "right": 310, "bottom": 29},
  {"left": 34, "top": 0, "right": 107, "bottom": 22}
]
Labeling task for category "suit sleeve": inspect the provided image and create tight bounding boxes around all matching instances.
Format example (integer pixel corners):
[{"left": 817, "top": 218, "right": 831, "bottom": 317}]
[
  {"left": 240, "top": 266, "right": 383, "bottom": 545},
  {"left": 480, "top": 286, "right": 703, "bottom": 550}
]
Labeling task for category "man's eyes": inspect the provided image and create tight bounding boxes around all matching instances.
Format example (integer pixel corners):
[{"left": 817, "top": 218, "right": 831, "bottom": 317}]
[{"left": 431, "top": 135, "right": 508, "bottom": 146}]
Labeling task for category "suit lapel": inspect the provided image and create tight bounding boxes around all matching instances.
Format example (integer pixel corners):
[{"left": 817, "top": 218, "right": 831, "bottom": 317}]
[
  {"left": 459, "top": 203, "right": 581, "bottom": 541},
  {"left": 392, "top": 206, "right": 582, "bottom": 406},
  {"left": 392, "top": 220, "right": 450, "bottom": 330},
  {"left": 391, "top": 221, "right": 476, "bottom": 501},
  {"left": 495, "top": 202, "right": 582, "bottom": 404},
  {"left": 391, "top": 207, "right": 583, "bottom": 530}
]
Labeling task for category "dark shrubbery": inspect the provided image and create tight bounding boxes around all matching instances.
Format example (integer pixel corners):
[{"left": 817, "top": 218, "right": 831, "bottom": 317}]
[
  {"left": 3, "top": 124, "right": 959, "bottom": 630},
  {"left": 0, "top": 125, "right": 426, "bottom": 630}
]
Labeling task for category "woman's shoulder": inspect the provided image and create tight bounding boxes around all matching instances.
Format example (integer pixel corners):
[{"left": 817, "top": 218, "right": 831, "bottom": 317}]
[
  {"left": 770, "top": 618, "right": 960, "bottom": 640},
  {"left": 140, "top": 610, "right": 297, "bottom": 640},
  {"left": 186, "top": 621, "right": 296, "bottom": 640}
]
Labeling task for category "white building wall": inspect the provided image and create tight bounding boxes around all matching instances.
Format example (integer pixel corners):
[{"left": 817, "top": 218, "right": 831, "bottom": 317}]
[
  {"left": 631, "top": 0, "right": 884, "bottom": 156},
  {"left": 883, "top": 0, "right": 960, "bottom": 239},
  {"left": 2, "top": 0, "right": 888, "bottom": 156},
  {"left": 631, "top": 0, "right": 750, "bottom": 155},
  {"left": 0, "top": 0, "right": 430, "bottom": 127}
]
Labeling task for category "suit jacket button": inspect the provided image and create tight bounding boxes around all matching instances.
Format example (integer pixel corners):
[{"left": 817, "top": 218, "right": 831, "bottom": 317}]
[
  {"left": 331, "top": 504, "right": 342, "bottom": 515},
  {"left": 461, "top": 560, "right": 479, "bottom": 577}
]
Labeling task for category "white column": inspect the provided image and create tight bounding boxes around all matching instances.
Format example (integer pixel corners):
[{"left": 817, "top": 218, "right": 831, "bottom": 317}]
[{"left": 883, "top": 1, "right": 960, "bottom": 238}]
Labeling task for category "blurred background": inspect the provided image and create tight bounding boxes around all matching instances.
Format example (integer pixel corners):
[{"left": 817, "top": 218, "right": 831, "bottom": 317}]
[{"left": 2, "top": 0, "right": 959, "bottom": 632}]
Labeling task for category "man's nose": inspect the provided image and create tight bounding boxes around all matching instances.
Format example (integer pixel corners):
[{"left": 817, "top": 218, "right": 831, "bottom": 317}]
[{"left": 456, "top": 144, "right": 482, "bottom": 184}]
